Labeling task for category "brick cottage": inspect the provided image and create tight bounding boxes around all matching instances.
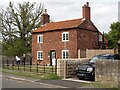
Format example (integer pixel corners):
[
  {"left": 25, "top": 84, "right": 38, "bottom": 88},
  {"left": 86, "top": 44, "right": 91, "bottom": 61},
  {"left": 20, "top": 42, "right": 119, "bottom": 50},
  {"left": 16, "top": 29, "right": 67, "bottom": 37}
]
[{"left": 32, "top": 2, "right": 104, "bottom": 65}]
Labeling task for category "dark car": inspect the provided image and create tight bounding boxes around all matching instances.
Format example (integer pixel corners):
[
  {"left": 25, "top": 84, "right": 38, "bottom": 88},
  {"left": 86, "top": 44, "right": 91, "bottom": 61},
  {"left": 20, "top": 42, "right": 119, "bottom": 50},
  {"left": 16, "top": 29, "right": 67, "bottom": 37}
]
[{"left": 75, "top": 54, "right": 120, "bottom": 81}]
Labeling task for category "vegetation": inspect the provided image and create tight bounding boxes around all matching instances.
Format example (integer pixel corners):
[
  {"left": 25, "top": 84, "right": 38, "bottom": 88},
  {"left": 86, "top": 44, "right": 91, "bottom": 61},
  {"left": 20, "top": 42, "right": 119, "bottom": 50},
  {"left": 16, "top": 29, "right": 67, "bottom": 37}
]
[
  {"left": 82, "top": 81, "right": 120, "bottom": 89},
  {"left": 2, "top": 69, "right": 61, "bottom": 80},
  {"left": 105, "top": 22, "right": 120, "bottom": 49},
  {"left": 0, "top": 2, "right": 43, "bottom": 56}
]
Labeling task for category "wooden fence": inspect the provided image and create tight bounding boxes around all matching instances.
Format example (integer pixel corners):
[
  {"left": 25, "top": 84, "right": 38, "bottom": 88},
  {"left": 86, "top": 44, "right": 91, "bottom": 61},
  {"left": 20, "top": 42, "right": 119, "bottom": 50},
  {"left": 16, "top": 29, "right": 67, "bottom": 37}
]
[{"left": 57, "top": 58, "right": 90, "bottom": 78}]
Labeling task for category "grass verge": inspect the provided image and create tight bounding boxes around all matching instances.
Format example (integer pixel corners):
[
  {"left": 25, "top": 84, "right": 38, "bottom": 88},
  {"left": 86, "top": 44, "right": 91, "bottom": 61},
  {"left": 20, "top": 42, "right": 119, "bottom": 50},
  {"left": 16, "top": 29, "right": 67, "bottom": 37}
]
[
  {"left": 2, "top": 69, "right": 61, "bottom": 80},
  {"left": 81, "top": 81, "right": 120, "bottom": 90}
]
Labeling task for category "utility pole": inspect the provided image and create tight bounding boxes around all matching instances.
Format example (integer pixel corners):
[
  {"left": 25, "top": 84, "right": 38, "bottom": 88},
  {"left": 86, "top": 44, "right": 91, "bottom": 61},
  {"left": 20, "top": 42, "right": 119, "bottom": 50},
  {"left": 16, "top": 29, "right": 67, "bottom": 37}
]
[{"left": 118, "top": 1, "right": 120, "bottom": 22}]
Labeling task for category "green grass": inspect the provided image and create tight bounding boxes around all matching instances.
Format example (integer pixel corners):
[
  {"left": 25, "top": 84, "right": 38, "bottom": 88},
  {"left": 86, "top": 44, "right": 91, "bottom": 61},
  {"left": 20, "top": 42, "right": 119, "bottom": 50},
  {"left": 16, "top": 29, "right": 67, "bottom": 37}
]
[
  {"left": 2, "top": 69, "right": 61, "bottom": 80},
  {"left": 81, "top": 81, "right": 120, "bottom": 89}
]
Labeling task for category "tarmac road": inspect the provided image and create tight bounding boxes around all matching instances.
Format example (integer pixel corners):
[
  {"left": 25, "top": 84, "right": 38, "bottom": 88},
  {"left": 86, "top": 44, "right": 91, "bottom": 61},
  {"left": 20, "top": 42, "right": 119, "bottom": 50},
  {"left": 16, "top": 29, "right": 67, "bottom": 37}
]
[
  {"left": 1, "top": 73, "right": 111, "bottom": 90},
  {"left": 2, "top": 74, "right": 67, "bottom": 88}
]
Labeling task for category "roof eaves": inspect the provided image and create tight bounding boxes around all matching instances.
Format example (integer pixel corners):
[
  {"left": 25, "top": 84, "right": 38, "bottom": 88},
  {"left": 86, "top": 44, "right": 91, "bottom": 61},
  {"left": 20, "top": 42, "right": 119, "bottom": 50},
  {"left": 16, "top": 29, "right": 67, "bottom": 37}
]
[{"left": 32, "top": 27, "right": 78, "bottom": 34}]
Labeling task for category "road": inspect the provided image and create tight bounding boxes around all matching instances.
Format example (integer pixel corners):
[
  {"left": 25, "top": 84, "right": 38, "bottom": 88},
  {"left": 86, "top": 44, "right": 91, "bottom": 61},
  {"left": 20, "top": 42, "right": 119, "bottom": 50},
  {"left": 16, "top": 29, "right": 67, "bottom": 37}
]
[
  {"left": 1, "top": 73, "right": 110, "bottom": 90},
  {"left": 2, "top": 75, "right": 66, "bottom": 88}
]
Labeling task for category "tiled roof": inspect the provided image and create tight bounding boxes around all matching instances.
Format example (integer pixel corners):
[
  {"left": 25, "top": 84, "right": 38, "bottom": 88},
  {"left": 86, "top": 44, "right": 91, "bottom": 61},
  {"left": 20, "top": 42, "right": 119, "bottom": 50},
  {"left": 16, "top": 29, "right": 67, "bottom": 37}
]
[{"left": 33, "top": 18, "right": 85, "bottom": 33}]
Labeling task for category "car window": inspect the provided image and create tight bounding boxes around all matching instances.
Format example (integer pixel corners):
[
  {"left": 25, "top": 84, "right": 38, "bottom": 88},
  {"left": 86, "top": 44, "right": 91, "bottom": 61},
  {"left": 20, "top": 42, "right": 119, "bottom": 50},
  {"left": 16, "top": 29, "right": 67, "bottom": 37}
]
[
  {"left": 108, "top": 55, "right": 114, "bottom": 60},
  {"left": 99, "top": 56, "right": 109, "bottom": 59}
]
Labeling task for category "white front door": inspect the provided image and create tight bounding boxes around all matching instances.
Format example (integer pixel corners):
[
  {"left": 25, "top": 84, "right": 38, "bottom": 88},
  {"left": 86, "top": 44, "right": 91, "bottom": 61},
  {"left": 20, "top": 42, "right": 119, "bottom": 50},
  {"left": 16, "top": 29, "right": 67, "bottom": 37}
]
[{"left": 51, "top": 51, "right": 56, "bottom": 66}]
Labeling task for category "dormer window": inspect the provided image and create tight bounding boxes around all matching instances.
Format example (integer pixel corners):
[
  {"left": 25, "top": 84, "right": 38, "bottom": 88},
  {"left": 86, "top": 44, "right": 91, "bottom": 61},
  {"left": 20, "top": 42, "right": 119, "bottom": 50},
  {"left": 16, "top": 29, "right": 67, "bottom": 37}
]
[
  {"left": 62, "top": 32, "right": 69, "bottom": 42},
  {"left": 37, "top": 35, "right": 43, "bottom": 43}
]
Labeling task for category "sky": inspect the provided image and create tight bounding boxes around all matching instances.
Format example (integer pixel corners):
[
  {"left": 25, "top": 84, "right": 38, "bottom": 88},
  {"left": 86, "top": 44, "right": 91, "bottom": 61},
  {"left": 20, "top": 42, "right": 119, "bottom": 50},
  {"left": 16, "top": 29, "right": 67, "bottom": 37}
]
[{"left": 0, "top": 0, "right": 119, "bottom": 33}]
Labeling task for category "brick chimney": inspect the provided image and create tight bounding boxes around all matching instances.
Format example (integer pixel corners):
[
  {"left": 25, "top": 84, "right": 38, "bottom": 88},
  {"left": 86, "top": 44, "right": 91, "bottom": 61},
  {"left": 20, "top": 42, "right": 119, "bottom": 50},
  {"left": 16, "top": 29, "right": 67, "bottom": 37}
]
[
  {"left": 41, "top": 9, "right": 50, "bottom": 25},
  {"left": 82, "top": 2, "right": 91, "bottom": 20}
]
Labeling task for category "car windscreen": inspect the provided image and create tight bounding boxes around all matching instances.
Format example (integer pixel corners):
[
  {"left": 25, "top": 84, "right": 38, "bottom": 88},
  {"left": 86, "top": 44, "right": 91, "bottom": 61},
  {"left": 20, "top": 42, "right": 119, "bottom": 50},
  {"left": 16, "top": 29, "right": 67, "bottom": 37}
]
[{"left": 89, "top": 56, "right": 99, "bottom": 63}]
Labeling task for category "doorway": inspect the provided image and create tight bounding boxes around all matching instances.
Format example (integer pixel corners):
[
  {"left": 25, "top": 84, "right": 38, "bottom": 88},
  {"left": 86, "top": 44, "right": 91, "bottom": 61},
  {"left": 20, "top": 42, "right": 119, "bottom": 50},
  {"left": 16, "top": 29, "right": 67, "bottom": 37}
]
[{"left": 50, "top": 50, "right": 56, "bottom": 66}]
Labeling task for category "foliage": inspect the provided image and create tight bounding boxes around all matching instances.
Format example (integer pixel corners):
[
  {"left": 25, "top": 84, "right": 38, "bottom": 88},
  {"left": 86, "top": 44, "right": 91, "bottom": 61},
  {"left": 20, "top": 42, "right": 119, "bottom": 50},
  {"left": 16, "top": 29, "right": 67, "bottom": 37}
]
[
  {"left": 105, "top": 22, "right": 120, "bottom": 49},
  {"left": 2, "top": 69, "right": 61, "bottom": 80},
  {"left": 41, "top": 73, "right": 61, "bottom": 80},
  {"left": 2, "top": 39, "right": 29, "bottom": 56},
  {"left": 0, "top": 2, "right": 43, "bottom": 56}
]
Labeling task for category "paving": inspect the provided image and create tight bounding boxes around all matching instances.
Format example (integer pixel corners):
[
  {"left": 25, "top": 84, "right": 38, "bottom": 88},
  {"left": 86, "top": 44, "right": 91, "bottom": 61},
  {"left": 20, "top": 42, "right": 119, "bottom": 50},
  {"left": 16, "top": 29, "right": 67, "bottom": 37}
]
[{"left": 36, "top": 79, "right": 83, "bottom": 88}]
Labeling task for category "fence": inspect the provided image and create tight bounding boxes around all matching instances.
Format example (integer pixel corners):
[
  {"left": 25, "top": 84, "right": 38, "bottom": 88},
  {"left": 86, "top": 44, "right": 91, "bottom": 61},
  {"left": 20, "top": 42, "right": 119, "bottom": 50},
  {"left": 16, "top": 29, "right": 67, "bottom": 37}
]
[{"left": 2, "top": 59, "right": 57, "bottom": 74}]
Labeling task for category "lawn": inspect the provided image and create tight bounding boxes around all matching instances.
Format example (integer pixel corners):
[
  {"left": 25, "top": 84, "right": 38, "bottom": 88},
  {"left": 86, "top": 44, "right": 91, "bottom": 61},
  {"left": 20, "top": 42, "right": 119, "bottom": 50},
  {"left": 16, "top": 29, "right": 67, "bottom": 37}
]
[{"left": 2, "top": 69, "right": 61, "bottom": 80}]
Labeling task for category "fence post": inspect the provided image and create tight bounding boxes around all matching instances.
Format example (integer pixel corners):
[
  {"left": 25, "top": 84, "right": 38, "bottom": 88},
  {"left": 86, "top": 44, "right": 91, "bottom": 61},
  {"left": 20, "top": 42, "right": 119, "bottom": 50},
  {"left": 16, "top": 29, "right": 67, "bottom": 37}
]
[
  {"left": 18, "top": 64, "right": 19, "bottom": 71},
  {"left": 30, "top": 60, "right": 32, "bottom": 72},
  {"left": 64, "top": 60, "right": 67, "bottom": 79},
  {"left": 55, "top": 59, "right": 57, "bottom": 74},
  {"left": 24, "top": 61, "right": 25, "bottom": 71},
  {"left": 37, "top": 63, "right": 38, "bottom": 73},
  {"left": 43, "top": 62, "right": 45, "bottom": 74},
  {"left": 2, "top": 60, "right": 4, "bottom": 69},
  {"left": 7, "top": 60, "right": 9, "bottom": 70},
  {"left": 52, "top": 65, "right": 53, "bottom": 73},
  {"left": 12, "top": 60, "right": 14, "bottom": 70}
]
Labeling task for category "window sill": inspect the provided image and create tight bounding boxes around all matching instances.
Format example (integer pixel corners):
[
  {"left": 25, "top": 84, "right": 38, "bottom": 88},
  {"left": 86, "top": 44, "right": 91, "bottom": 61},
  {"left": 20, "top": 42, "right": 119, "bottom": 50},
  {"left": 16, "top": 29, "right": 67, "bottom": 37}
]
[{"left": 62, "top": 40, "right": 69, "bottom": 42}]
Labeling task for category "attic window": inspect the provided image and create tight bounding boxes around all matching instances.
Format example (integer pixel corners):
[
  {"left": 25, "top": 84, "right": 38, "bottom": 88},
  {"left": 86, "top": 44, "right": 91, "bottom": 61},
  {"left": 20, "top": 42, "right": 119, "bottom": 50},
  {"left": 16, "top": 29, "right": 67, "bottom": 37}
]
[{"left": 62, "top": 32, "right": 69, "bottom": 42}]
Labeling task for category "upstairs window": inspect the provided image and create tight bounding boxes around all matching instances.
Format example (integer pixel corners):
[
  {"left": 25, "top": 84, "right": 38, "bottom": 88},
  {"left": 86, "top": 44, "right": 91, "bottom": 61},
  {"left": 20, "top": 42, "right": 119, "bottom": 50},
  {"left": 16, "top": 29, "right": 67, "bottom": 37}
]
[
  {"left": 37, "top": 51, "right": 43, "bottom": 60},
  {"left": 99, "top": 35, "right": 102, "bottom": 41},
  {"left": 62, "top": 32, "right": 69, "bottom": 42},
  {"left": 37, "top": 35, "right": 43, "bottom": 43},
  {"left": 62, "top": 50, "right": 69, "bottom": 59}
]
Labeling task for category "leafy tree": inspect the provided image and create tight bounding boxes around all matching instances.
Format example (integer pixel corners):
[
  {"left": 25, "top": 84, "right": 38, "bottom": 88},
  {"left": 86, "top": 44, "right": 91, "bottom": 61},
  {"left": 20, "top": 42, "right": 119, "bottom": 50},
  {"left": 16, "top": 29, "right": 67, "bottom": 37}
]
[
  {"left": 105, "top": 22, "right": 120, "bottom": 49},
  {"left": 0, "top": 2, "right": 43, "bottom": 56}
]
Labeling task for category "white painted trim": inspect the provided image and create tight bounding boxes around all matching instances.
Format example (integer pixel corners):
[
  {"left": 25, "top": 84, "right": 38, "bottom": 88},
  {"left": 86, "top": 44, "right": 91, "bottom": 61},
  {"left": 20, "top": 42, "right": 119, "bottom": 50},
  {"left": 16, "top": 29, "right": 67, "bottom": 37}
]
[
  {"left": 62, "top": 50, "right": 69, "bottom": 59},
  {"left": 37, "top": 35, "right": 43, "bottom": 43},
  {"left": 37, "top": 51, "right": 43, "bottom": 60},
  {"left": 62, "top": 32, "right": 69, "bottom": 42}
]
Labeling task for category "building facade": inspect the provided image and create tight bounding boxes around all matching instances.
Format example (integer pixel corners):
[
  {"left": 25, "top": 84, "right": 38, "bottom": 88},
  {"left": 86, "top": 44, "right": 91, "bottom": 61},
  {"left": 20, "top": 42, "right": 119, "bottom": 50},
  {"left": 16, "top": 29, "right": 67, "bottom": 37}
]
[{"left": 32, "top": 2, "right": 100, "bottom": 65}]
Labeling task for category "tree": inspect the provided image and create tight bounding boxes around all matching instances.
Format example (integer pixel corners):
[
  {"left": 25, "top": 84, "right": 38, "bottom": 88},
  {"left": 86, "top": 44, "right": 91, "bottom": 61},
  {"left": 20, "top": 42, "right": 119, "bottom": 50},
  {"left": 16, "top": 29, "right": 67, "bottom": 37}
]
[
  {"left": 105, "top": 22, "right": 120, "bottom": 49},
  {"left": 0, "top": 2, "right": 43, "bottom": 56}
]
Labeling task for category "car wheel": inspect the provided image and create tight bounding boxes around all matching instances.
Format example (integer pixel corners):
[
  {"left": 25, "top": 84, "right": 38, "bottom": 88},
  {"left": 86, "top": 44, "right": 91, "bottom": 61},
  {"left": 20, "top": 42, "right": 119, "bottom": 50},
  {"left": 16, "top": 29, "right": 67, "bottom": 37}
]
[{"left": 87, "top": 75, "right": 95, "bottom": 81}]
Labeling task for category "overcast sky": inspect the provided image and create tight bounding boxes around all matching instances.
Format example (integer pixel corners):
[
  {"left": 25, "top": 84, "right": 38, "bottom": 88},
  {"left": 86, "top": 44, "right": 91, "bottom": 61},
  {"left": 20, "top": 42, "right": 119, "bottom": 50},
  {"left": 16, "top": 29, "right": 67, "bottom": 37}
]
[{"left": 0, "top": 0, "right": 119, "bottom": 33}]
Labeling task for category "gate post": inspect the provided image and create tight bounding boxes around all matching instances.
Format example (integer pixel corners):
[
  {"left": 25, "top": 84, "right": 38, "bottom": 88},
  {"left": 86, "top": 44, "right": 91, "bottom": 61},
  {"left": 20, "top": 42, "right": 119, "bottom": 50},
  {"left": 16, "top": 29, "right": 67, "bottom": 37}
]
[{"left": 64, "top": 60, "right": 67, "bottom": 79}]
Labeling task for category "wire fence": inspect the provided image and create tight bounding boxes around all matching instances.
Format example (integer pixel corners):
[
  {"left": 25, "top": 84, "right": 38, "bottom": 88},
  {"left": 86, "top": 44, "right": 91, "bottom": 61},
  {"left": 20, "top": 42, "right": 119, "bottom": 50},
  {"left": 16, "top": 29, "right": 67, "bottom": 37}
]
[{"left": 2, "top": 59, "right": 57, "bottom": 74}]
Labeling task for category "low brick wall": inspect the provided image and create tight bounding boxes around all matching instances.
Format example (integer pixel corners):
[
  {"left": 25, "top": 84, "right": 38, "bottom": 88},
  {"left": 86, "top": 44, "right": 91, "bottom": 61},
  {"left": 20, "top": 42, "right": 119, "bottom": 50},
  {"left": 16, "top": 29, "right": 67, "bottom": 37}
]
[
  {"left": 95, "top": 60, "right": 120, "bottom": 88},
  {"left": 57, "top": 58, "right": 90, "bottom": 78}
]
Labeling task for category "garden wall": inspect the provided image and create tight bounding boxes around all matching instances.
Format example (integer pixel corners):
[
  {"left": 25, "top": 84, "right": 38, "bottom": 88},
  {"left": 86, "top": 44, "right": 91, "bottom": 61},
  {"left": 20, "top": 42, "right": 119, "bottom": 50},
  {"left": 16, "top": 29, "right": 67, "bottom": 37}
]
[
  {"left": 95, "top": 60, "right": 120, "bottom": 88},
  {"left": 86, "top": 49, "right": 117, "bottom": 58}
]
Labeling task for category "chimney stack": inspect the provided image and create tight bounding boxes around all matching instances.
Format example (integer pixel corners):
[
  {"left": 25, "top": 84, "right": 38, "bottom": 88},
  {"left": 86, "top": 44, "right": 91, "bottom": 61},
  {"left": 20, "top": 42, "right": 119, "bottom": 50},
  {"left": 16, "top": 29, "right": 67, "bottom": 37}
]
[
  {"left": 41, "top": 9, "right": 50, "bottom": 25},
  {"left": 82, "top": 2, "right": 91, "bottom": 20}
]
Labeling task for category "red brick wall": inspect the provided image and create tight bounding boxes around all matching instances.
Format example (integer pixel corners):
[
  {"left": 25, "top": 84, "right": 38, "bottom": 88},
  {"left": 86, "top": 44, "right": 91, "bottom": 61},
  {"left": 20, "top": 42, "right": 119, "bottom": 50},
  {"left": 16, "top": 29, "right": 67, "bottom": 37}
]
[
  {"left": 32, "top": 29, "right": 78, "bottom": 64},
  {"left": 77, "top": 29, "right": 99, "bottom": 50},
  {"left": 32, "top": 28, "right": 99, "bottom": 64}
]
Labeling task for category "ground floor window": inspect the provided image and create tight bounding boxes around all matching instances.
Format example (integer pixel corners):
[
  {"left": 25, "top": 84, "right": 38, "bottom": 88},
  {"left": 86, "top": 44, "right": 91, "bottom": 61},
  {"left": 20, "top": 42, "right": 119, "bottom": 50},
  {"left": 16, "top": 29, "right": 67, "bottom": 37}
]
[
  {"left": 37, "top": 51, "right": 43, "bottom": 60},
  {"left": 62, "top": 50, "right": 69, "bottom": 59}
]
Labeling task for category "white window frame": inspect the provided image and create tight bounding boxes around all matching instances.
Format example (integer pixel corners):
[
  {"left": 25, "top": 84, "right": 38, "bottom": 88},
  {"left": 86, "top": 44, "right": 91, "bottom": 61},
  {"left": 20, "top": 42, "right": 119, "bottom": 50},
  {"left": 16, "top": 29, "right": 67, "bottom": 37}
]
[
  {"left": 99, "top": 35, "right": 102, "bottom": 41},
  {"left": 62, "top": 50, "right": 69, "bottom": 59},
  {"left": 62, "top": 32, "right": 69, "bottom": 42},
  {"left": 37, "top": 35, "right": 43, "bottom": 43},
  {"left": 37, "top": 51, "right": 43, "bottom": 60}
]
